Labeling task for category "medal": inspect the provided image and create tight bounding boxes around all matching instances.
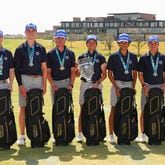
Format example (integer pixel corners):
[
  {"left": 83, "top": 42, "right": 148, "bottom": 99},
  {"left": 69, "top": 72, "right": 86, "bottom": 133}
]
[
  {"left": 118, "top": 51, "right": 130, "bottom": 75},
  {"left": 27, "top": 44, "right": 35, "bottom": 67},
  {"left": 150, "top": 53, "right": 159, "bottom": 78},
  {"left": 60, "top": 65, "right": 65, "bottom": 71},
  {"left": 153, "top": 72, "right": 158, "bottom": 77},
  {"left": 124, "top": 70, "right": 129, "bottom": 74},
  {"left": 55, "top": 48, "right": 66, "bottom": 71},
  {"left": 29, "top": 62, "right": 34, "bottom": 67}
]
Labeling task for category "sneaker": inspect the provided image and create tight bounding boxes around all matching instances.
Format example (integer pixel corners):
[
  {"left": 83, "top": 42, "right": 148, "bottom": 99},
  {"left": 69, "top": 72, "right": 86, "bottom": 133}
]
[
  {"left": 140, "top": 133, "right": 147, "bottom": 142},
  {"left": 16, "top": 136, "right": 26, "bottom": 146},
  {"left": 52, "top": 138, "right": 55, "bottom": 144},
  {"left": 108, "top": 134, "right": 115, "bottom": 144},
  {"left": 76, "top": 132, "right": 84, "bottom": 142}
]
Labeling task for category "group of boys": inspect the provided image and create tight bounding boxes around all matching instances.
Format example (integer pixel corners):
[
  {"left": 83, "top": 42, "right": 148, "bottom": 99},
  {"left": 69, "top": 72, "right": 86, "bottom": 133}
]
[{"left": 0, "top": 23, "right": 164, "bottom": 146}]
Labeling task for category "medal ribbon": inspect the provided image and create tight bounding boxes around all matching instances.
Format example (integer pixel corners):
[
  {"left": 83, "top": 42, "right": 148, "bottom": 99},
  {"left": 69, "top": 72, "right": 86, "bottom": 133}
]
[
  {"left": 27, "top": 44, "right": 35, "bottom": 66},
  {"left": 55, "top": 48, "right": 66, "bottom": 69},
  {"left": 86, "top": 52, "right": 97, "bottom": 65},
  {"left": 118, "top": 51, "right": 130, "bottom": 73},
  {"left": 150, "top": 53, "right": 159, "bottom": 76},
  {"left": 0, "top": 48, "right": 5, "bottom": 75}
]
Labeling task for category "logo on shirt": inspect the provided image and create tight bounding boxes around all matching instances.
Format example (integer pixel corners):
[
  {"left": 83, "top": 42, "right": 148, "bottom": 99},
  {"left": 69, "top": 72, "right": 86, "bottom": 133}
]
[
  {"left": 36, "top": 52, "right": 40, "bottom": 56},
  {"left": 4, "top": 57, "right": 8, "bottom": 61},
  {"left": 159, "top": 60, "right": 163, "bottom": 65},
  {"left": 66, "top": 56, "right": 69, "bottom": 60}
]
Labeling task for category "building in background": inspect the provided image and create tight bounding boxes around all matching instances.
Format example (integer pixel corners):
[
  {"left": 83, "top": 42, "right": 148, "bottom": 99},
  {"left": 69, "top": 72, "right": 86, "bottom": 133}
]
[
  {"left": 32, "top": 12, "right": 165, "bottom": 41},
  {"left": 54, "top": 12, "right": 165, "bottom": 41}
]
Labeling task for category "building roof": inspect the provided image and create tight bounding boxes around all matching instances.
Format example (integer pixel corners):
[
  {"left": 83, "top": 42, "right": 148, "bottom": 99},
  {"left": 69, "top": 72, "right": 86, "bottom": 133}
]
[{"left": 107, "top": 12, "right": 155, "bottom": 16}]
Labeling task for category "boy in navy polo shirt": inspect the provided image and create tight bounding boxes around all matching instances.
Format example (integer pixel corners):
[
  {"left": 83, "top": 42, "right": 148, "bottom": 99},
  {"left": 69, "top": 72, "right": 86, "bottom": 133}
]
[
  {"left": 14, "top": 23, "right": 47, "bottom": 145},
  {"left": 137, "top": 35, "right": 165, "bottom": 142},
  {"left": 0, "top": 30, "right": 14, "bottom": 90},
  {"left": 107, "top": 33, "right": 138, "bottom": 143},
  {"left": 47, "top": 29, "right": 76, "bottom": 143},
  {"left": 76, "top": 35, "right": 107, "bottom": 142}
]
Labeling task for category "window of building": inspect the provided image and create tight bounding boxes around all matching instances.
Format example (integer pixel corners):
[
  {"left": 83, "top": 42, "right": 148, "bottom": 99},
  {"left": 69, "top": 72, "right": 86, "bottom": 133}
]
[
  {"left": 110, "top": 22, "right": 114, "bottom": 27},
  {"left": 82, "top": 22, "right": 87, "bottom": 28},
  {"left": 114, "top": 22, "right": 118, "bottom": 27},
  {"left": 105, "top": 23, "right": 109, "bottom": 27},
  {"left": 75, "top": 23, "right": 80, "bottom": 28},
  {"left": 159, "top": 21, "right": 164, "bottom": 27},
  {"left": 99, "top": 22, "right": 104, "bottom": 27},
  {"left": 94, "top": 22, "right": 98, "bottom": 27}
]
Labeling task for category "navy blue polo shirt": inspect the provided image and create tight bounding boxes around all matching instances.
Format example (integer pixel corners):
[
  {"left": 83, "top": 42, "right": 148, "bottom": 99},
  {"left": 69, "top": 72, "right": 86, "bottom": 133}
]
[
  {"left": 0, "top": 48, "right": 14, "bottom": 80},
  {"left": 137, "top": 52, "right": 165, "bottom": 85},
  {"left": 14, "top": 41, "right": 47, "bottom": 85},
  {"left": 107, "top": 50, "right": 138, "bottom": 81},
  {"left": 47, "top": 46, "right": 75, "bottom": 80},
  {"left": 78, "top": 50, "right": 106, "bottom": 82}
]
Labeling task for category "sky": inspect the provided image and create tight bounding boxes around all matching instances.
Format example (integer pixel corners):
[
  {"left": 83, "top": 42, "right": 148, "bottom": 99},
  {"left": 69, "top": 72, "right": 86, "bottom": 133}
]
[{"left": 0, "top": 0, "right": 165, "bottom": 35}]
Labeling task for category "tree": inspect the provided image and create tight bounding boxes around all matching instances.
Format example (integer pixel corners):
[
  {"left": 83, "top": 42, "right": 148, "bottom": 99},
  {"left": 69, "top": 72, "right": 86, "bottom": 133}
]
[
  {"left": 99, "top": 33, "right": 115, "bottom": 54},
  {"left": 68, "top": 32, "right": 77, "bottom": 48},
  {"left": 105, "top": 34, "right": 115, "bottom": 55},
  {"left": 132, "top": 34, "right": 146, "bottom": 56}
]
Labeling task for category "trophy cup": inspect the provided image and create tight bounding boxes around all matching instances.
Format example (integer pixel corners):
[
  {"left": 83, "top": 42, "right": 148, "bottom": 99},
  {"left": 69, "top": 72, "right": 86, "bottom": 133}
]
[{"left": 78, "top": 57, "right": 94, "bottom": 82}]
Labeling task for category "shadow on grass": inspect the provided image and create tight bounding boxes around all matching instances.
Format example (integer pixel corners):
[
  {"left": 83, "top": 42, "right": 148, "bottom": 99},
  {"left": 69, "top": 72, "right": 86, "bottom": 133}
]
[
  {"left": 142, "top": 141, "right": 165, "bottom": 156},
  {"left": 113, "top": 141, "right": 165, "bottom": 160},
  {"left": 78, "top": 141, "right": 112, "bottom": 160},
  {"left": 0, "top": 148, "right": 17, "bottom": 162},
  {"left": 0, "top": 141, "right": 110, "bottom": 164},
  {"left": 13, "top": 145, "right": 52, "bottom": 164},
  {"left": 0, "top": 143, "right": 78, "bottom": 164},
  {"left": 52, "top": 143, "right": 78, "bottom": 162},
  {"left": 114, "top": 142, "right": 147, "bottom": 160},
  {"left": 0, "top": 141, "right": 165, "bottom": 164}
]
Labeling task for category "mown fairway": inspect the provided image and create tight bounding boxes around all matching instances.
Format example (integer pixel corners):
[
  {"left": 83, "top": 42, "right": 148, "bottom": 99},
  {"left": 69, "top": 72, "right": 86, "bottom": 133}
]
[{"left": 0, "top": 39, "right": 165, "bottom": 165}]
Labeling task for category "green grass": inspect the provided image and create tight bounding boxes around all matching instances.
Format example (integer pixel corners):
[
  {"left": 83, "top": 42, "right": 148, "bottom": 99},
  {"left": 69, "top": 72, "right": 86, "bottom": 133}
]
[{"left": 0, "top": 39, "right": 165, "bottom": 165}]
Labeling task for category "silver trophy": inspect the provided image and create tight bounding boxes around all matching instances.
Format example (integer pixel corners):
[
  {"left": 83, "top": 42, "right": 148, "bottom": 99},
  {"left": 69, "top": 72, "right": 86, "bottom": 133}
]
[{"left": 78, "top": 57, "right": 94, "bottom": 82}]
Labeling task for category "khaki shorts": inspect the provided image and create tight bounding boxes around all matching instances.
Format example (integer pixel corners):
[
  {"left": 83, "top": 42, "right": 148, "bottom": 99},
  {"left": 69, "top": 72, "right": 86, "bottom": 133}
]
[
  {"left": 50, "top": 78, "right": 70, "bottom": 105},
  {"left": 141, "top": 84, "right": 165, "bottom": 110},
  {"left": 110, "top": 80, "right": 133, "bottom": 107},
  {"left": 79, "top": 81, "right": 103, "bottom": 105},
  {"left": 19, "top": 75, "right": 43, "bottom": 107}
]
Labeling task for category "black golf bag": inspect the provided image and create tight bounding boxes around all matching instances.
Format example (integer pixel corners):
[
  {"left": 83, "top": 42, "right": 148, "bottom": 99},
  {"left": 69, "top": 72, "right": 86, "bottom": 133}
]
[
  {"left": 144, "top": 88, "right": 165, "bottom": 145},
  {"left": 25, "top": 88, "right": 50, "bottom": 148},
  {"left": 0, "top": 89, "right": 17, "bottom": 149},
  {"left": 114, "top": 88, "right": 138, "bottom": 145},
  {"left": 81, "top": 88, "right": 106, "bottom": 146},
  {"left": 52, "top": 88, "right": 75, "bottom": 146}
]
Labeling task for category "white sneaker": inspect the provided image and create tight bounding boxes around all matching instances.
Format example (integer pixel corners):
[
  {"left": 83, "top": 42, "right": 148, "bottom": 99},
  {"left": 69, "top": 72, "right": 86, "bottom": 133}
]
[
  {"left": 76, "top": 132, "right": 84, "bottom": 142},
  {"left": 140, "top": 133, "right": 147, "bottom": 142},
  {"left": 16, "top": 136, "right": 26, "bottom": 146},
  {"left": 52, "top": 138, "right": 55, "bottom": 144},
  {"left": 108, "top": 134, "right": 115, "bottom": 144}
]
